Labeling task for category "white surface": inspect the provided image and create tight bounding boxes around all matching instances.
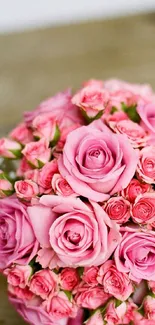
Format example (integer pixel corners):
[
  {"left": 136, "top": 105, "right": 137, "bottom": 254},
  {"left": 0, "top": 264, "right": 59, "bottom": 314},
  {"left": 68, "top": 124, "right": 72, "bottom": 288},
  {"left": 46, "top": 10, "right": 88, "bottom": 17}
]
[{"left": 0, "top": 0, "right": 155, "bottom": 33}]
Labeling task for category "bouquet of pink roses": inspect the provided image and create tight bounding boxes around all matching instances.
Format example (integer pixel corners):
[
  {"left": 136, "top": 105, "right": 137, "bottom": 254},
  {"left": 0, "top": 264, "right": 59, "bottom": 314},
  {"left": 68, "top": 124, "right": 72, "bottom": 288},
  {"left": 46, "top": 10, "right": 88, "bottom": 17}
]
[{"left": 1, "top": 78, "right": 155, "bottom": 325}]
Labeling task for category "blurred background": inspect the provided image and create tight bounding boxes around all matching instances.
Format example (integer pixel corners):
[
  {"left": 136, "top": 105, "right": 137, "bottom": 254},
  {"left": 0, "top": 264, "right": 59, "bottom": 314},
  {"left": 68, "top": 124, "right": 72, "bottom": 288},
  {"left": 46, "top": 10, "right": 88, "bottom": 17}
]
[{"left": 0, "top": 1, "right": 155, "bottom": 323}]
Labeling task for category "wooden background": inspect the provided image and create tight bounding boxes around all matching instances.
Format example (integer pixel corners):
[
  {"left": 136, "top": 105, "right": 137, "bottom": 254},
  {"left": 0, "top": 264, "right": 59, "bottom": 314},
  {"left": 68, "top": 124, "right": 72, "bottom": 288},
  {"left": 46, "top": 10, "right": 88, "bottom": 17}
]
[{"left": 0, "top": 12, "right": 155, "bottom": 324}]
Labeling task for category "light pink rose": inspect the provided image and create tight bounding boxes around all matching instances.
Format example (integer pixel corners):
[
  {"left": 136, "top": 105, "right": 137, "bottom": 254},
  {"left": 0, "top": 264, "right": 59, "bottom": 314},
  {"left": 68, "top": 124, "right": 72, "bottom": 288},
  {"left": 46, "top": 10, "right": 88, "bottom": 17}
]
[
  {"left": 0, "top": 173, "right": 13, "bottom": 198},
  {"left": 143, "top": 296, "right": 155, "bottom": 320},
  {"left": 36, "top": 247, "right": 65, "bottom": 269},
  {"left": 0, "top": 196, "right": 39, "bottom": 269},
  {"left": 29, "top": 269, "right": 58, "bottom": 299},
  {"left": 75, "top": 283, "right": 110, "bottom": 309},
  {"left": 121, "top": 178, "right": 150, "bottom": 203},
  {"left": 59, "top": 268, "right": 80, "bottom": 291},
  {"left": 137, "top": 103, "right": 155, "bottom": 134},
  {"left": 9, "top": 296, "right": 68, "bottom": 325},
  {"left": 97, "top": 260, "right": 133, "bottom": 301},
  {"left": 24, "top": 89, "right": 83, "bottom": 128},
  {"left": 58, "top": 121, "right": 138, "bottom": 202},
  {"left": 32, "top": 113, "right": 59, "bottom": 142},
  {"left": 104, "top": 196, "right": 130, "bottom": 224},
  {"left": 0, "top": 138, "right": 21, "bottom": 159},
  {"left": 15, "top": 180, "right": 39, "bottom": 201},
  {"left": 85, "top": 310, "right": 104, "bottom": 325},
  {"left": 131, "top": 193, "right": 155, "bottom": 224},
  {"left": 72, "top": 85, "right": 109, "bottom": 117},
  {"left": 22, "top": 138, "right": 51, "bottom": 168},
  {"left": 104, "top": 300, "right": 127, "bottom": 325},
  {"left": 109, "top": 119, "right": 148, "bottom": 148},
  {"left": 8, "top": 284, "right": 35, "bottom": 301},
  {"left": 9, "top": 123, "right": 33, "bottom": 145},
  {"left": 148, "top": 281, "right": 155, "bottom": 294},
  {"left": 52, "top": 173, "right": 76, "bottom": 196},
  {"left": 44, "top": 291, "right": 77, "bottom": 320},
  {"left": 4, "top": 264, "right": 32, "bottom": 288},
  {"left": 137, "top": 146, "right": 155, "bottom": 183},
  {"left": 82, "top": 266, "right": 99, "bottom": 286},
  {"left": 28, "top": 196, "right": 121, "bottom": 267},
  {"left": 115, "top": 226, "right": 155, "bottom": 282},
  {"left": 38, "top": 160, "right": 58, "bottom": 190}
]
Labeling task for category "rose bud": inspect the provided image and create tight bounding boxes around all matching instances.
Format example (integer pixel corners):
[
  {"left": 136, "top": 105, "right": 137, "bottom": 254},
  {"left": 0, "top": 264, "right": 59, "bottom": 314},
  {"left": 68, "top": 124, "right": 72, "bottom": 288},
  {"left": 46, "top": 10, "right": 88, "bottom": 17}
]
[
  {"left": 38, "top": 160, "right": 58, "bottom": 190},
  {"left": 131, "top": 193, "right": 155, "bottom": 224},
  {"left": 52, "top": 173, "right": 76, "bottom": 196},
  {"left": 15, "top": 180, "right": 39, "bottom": 201},
  {"left": 59, "top": 268, "right": 80, "bottom": 291},
  {"left": 4, "top": 265, "right": 32, "bottom": 288},
  {"left": 143, "top": 296, "right": 155, "bottom": 321},
  {"left": 29, "top": 269, "right": 58, "bottom": 300},
  {"left": 22, "top": 138, "right": 51, "bottom": 168},
  {"left": 82, "top": 266, "right": 99, "bottom": 286},
  {"left": 97, "top": 260, "right": 133, "bottom": 301},
  {"left": 104, "top": 196, "right": 130, "bottom": 224},
  {"left": 137, "top": 146, "right": 155, "bottom": 183},
  {"left": 0, "top": 171, "right": 14, "bottom": 198},
  {"left": 122, "top": 178, "right": 151, "bottom": 203},
  {"left": 9, "top": 123, "right": 33, "bottom": 145},
  {"left": 0, "top": 138, "right": 22, "bottom": 159},
  {"left": 32, "top": 113, "right": 60, "bottom": 145}
]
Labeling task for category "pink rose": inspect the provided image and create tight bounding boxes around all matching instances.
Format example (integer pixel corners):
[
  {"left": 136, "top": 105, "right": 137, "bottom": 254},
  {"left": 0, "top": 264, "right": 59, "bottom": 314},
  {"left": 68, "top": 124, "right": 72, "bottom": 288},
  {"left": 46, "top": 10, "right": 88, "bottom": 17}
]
[
  {"left": 109, "top": 119, "right": 148, "bottom": 148},
  {"left": 137, "top": 103, "right": 155, "bottom": 134},
  {"left": 9, "top": 296, "right": 68, "bottom": 325},
  {"left": 104, "top": 196, "right": 130, "bottom": 224},
  {"left": 83, "top": 79, "right": 103, "bottom": 88},
  {"left": 72, "top": 85, "right": 109, "bottom": 117},
  {"left": 104, "top": 300, "right": 127, "bottom": 325},
  {"left": 9, "top": 123, "right": 33, "bottom": 145},
  {"left": 59, "top": 268, "right": 80, "bottom": 291},
  {"left": 32, "top": 113, "right": 60, "bottom": 143},
  {"left": 85, "top": 310, "right": 104, "bottom": 325},
  {"left": 17, "top": 157, "right": 33, "bottom": 177},
  {"left": 25, "top": 169, "right": 40, "bottom": 184},
  {"left": 0, "top": 196, "right": 39, "bottom": 269},
  {"left": 36, "top": 247, "right": 65, "bottom": 269},
  {"left": 75, "top": 283, "right": 110, "bottom": 309},
  {"left": 143, "top": 296, "right": 155, "bottom": 320},
  {"left": 82, "top": 266, "right": 99, "bottom": 286},
  {"left": 137, "top": 146, "right": 155, "bottom": 183},
  {"left": 148, "top": 281, "right": 155, "bottom": 294},
  {"left": 52, "top": 173, "right": 76, "bottom": 196},
  {"left": 122, "top": 300, "right": 138, "bottom": 324},
  {"left": 131, "top": 193, "right": 155, "bottom": 224},
  {"left": 67, "top": 309, "right": 84, "bottom": 325},
  {"left": 4, "top": 265, "right": 32, "bottom": 288},
  {"left": 58, "top": 121, "right": 138, "bottom": 202},
  {"left": 97, "top": 260, "right": 133, "bottom": 301},
  {"left": 0, "top": 138, "right": 21, "bottom": 159},
  {"left": 29, "top": 269, "right": 58, "bottom": 299},
  {"left": 38, "top": 160, "right": 58, "bottom": 190},
  {"left": 115, "top": 226, "right": 155, "bottom": 282},
  {"left": 28, "top": 196, "right": 121, "bottom": 267},
  {"left": 8, "top": 284, "right": 35, "bottom": 301},
  {"left": 0, "top": 173, "right": 13, "bottom": 198},
  {"left": 44, "top": 291, "right": 77, "bottom": 320},
  {"left": 15, "top": 180, "right": 39, "bottom": 201},
  {"left": 22, "top": 138, "right": 51, "bottom": 168},
  {"left": 121, "top": 178, "right": 150, "bottom": 203}
]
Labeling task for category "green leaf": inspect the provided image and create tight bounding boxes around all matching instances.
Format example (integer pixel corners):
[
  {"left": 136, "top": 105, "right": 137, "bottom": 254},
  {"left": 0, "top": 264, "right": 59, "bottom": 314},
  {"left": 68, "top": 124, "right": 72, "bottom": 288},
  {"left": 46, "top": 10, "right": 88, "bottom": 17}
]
[
  {"left": 2, "top": 189, "right": 14, "bottom": 196},
  {"left": 110, "top": 107, "right": 118, "bottom": 114},
  {"left": 77, "top": 266, "right": 84, "bottom": 277},
  {"left": 0, "top": 172, "right": 8, "bottom": 180},
  {"left": 80, "top": 108, "right": 104, "bottom": 124},
  {"left": 37, "top": 159, "right": 45, "bottom": 169},
  {"left": 50, "top": 125, "right": 61, "bottom": 147},
  {"left": 63, "top": 290, "right": 72, "bottom": 301},
  {"left": 9, "top": 149, "right": 22, "bottom": 159},
  {"left": 121, "top": 103, "right": 140, "bottom": 123},
  {"left": 115, "top": 299, "right": 122, "bottom": 308}
]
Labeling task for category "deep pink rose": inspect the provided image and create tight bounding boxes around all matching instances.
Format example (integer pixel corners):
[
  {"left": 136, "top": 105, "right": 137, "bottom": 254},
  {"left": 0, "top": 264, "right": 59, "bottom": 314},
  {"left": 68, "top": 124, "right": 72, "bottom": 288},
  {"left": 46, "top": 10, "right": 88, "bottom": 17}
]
[
  {"left": 115, "top": 226, "right": 155, "bottom": 282},
  {"left": 44, "top": 291, "right": 77, "bottom": 320},
  {"left": 32, "top": 113, "right": 59, "bottom": 142},
  {"left": 85, "top": 310, "right": 104, "bottom": 325},
  {"left": 28, "top": 196, "right": 121, "bottom": 267},
  {"left": 58, "top": 121, "right": 138, "bottom": 202},
  {"left": 15, "top": 180, "right": 39, "bottom": 201},
  {"left": 121, "top": 178, "right": 150, "bottom": 203},
  {"left": 9, "top": 296, "right": 68, "bottom": 325},
  {"left": 29, "top": 269, "right": 58, "bottom": 299},
  {"left": 59, "top": 268, "right": 80, "bottom": 291},
  {"left": 52, "top": 173, "right": 76, "bottom": 197},
  {"left": 75, "top": 283, "right": 110, "bottom": 309},
  {"left": 104, "top": 300, "right": 127, "bottom": 325},
  {"left": 4, "top": 265, "right": 32, "bottom": 288},
  {"left": 137, "top": 103, "right": 155, "bottom": 134},
  {"left": 137, "top": 146, "right": 155, "bottom": 183},
  {"left": 0, "top": 138, "right": 21, "bottom": 159},
  {"left": 22, "top": 138, "right": 51, "bottom": 168},
  {"left": 0, "top": 196, "right": 38, "bottom": 269},
  {"left": 82, "top": 266, "right": 99, "bottom": 286},
  {"left": 9, "top": 122, "right": 33, "bottom": 145},
  {"left": 97, "top": 260, "right": 133, "bottom": 301},
  {"left": 143, "top": 296, "right": 155, "bottom": 321},
  {"left": 38, "top": 160, "right": 58, "bottom": 190},
  {"left": 104, "top": 196, "right": 130, "bottom": 224},
  {"left": 131, "top": 193, "right": 155, "bottom": 224}
]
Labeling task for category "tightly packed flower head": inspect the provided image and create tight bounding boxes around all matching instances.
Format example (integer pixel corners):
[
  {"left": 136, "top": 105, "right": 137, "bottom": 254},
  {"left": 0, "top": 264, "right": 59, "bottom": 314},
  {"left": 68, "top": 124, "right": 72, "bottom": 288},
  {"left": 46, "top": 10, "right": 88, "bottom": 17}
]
[{"left": 1, "top": 78, "right": 155, "bottom": 325}]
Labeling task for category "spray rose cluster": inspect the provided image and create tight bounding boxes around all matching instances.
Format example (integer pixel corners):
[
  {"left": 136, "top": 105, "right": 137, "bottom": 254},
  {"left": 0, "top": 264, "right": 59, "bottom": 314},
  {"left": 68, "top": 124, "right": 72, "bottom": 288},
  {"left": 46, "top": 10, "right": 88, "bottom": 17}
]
[{"left": 1, "top": 79, "right": 155, "bottom": 324}]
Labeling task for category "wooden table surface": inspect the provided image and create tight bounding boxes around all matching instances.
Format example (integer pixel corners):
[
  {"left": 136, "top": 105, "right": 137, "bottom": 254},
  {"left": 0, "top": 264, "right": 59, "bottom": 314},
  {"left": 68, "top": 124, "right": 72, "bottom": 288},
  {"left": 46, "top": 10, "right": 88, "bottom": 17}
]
[{"left": 0, "top": 12, "right": 155, "bottom": 324}]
